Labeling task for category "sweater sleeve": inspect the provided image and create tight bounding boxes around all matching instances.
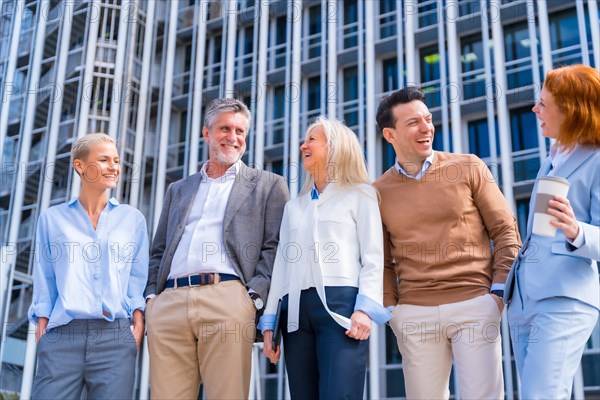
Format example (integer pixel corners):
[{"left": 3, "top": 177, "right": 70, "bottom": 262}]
[{"left": 469, "top": 156, "right": 522, "bottom": 285}]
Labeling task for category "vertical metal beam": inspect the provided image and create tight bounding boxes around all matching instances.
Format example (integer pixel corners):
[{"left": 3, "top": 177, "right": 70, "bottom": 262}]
[
  {"left": 357, "top": 0, "right": 365, "bottom": 146},
  {"left": 130, "top": 4, "right": 154, "bottom": 396},
  {"left": 589, "top": 0, "right": 600, "bottom": 70},
  {"left": 19, "top": 6, "right": 76, "bottom": 396},
  {"left": 490, "top": 0, "right": 515, "bottom": 213},
  {"left": 72, "top": 0, "right": 102, "bottom": 197},
  {"left": 480, "top": 1, "right": 498, "bottom": 179},
  {"left": 320, "top": 0, "right": 326, "bottom": 113},
  {"left": 153, "top": 0, "right": 178, "bottom": 233},
  {"left": 576, "top": 0, "right": 590, "bottom": 66},
  {"left": 189, "top": 0, "right": 208, "bottom": 175},
  {"left": 536, "top": 0, "right": 553, "bottom": 75},
  {"left": 289, "top": 0, "right": 302, "bottom": 198},
  {"left": 395, "top": 0, "right": 404, "bottom": 88},
  {"left": 446, "top": 0, "right": 462, "bottom": 153},
  {"left": 247, "top": 5, "right": 259, "bottom": 166},
  {"left": 0, "top": 0, "right": 55, "bottom": 318},
  {"left": 0, "top": 0, "right": 25, "bottom": 163},
  {"left": 364, "top": 0, "right": 376, "bottom": 180},
  {"left": 224, "top": 0, "right": 237, "bottom": 97},
  {"left": 404, "top": 0, "right": 416, "bottom": 84},
  {"left": 107, "top": 0, "right": 132, "bottom": 140},
  {"left": 526, "top": 0, "right": 547, "bottom": 161},
  {"left": 437, "top": 0, "right": 450, "bottom": 152},
  {"left": 482, "top": 5, "right": 515, "bottom": 396},
  {"left": 115, "top": 0, "right": 140, "bottom": 200},
  {"left": 282, "top": 0, "right": 292, "bottom": 195},
  {"left": 254, "top": 0, "right": 269, "bottom": 169},
  {"left": 327, "top": 0, "right": 337, "bottom": 119},
  {"left": 130, "top": 0, "right": 155, "bottom": 209},
  {"left": 364, "top": 3, "right": 380, "bottom": 398}
]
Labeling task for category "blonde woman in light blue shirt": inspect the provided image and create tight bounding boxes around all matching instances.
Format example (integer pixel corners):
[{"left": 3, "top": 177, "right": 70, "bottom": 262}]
[{"left": 29, "top": 133, "right": 149, "bottom": 400}]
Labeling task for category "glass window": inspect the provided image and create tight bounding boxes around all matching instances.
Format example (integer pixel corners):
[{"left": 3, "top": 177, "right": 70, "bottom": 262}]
[
  {"left": 458, "top": 0, "right": 480, "bottom": 17},
  {"left": 549, "top": 9, "right": 582, "bottom": 66},
  {"left": 420, "top": 46, "right": 440, "bottom": 82},
  {"left": 468, "top": 118, "right": 499, "bottom": 159},
  {"left": 274, "top": 16, "right": 287, "bottom": 68},
  {"left": 510, "top": 107, "right": 538, "bottom": 152},
  {"left": 272, "top": 86, "right": 285, "bottom": 144},
  {"left": 504, "top": 22, "right": 534, "bottom": 89},
  {"left": 379, "top": 0, "right": 396, "bottom": 38},
  {"left": 213, "top": 35, "right": 222, "bottom": 62},
  {"left": 243, "top": 26, "right": 253, "bottom": 54},
  {"left": 432, "top": 125, "right": 452, "bottom": 152},
  {"left": 308, "top": 77, "right": 321, "bottom": 111},
  {"left": 420, "top": 46, "right": 441, "bottom": 107},
  {"left": 309, "top": 5, "right": 321, "bottom": 35},
  {"left": 382, "top": 58, "right": 398, "bottom": 93},
  {"left": 461, "top": 35, "right": 485, "bottom": 72},
  {"left": 418, "top": 1, "right": 438, "bottom": 28},
  {"left": 343, "top": 67, "right": 358, "bottom": 101},
  {"left": 343, "top": 67, "right": 359, "bottom": 127},
  {"left": 276, "top": 16, "right": 286, "bottom": 45},
  {"left": 511, "top": 107, "right": 540, "bottom": 182},
  {"left": 505, "top": 22, "right": 531, "bottom": 61},
  {"left": 461, "top": 34, "right": 486, "bottom": 100},
  {"left": 550, "top": 9, "right": 579, "bottom": 49},
  {"left": 343, "top": 0, "right": 358, "bottom": 48},
  {"left": 308, "top": 5, "right": 322, "bottom": 59}
]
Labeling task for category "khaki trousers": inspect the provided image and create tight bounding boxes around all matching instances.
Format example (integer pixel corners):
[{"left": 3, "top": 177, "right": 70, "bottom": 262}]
[
  {"left": 390, "top": 294, "right": 504, "bottom": 400},
  {"left": 146, "top": 280, "right": 256, "bottom": 399}
]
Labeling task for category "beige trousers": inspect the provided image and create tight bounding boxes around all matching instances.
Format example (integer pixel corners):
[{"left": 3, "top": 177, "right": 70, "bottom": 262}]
[
  {"left": 390, "top": 294, "right": 504, "bottom": 400},
  {"left": 146, "top": 280, "right": 256, "bottom": 399}
]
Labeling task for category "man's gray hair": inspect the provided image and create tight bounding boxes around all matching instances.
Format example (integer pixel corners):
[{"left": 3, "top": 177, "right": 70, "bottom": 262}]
[
  {"left": 71, "top": 133, "right": 116, "bottom": 161},
  {"left": 203, "top": 98, "right": 251, "bottom": 130}
]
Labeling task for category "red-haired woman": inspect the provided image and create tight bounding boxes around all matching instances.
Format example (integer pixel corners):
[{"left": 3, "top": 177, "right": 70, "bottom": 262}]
[{"left": 505, "top": 64, "right": 600, "bottom": 399}]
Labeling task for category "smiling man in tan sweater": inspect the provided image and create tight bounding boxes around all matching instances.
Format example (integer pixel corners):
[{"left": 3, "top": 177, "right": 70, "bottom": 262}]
[{"left": 373, "top": 87, "right": 521, "bottom": 400}]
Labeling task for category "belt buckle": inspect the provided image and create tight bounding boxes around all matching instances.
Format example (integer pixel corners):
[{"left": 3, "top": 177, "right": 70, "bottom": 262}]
[{"left": 188, "top": 275, "right": 200, "bottom": 287}]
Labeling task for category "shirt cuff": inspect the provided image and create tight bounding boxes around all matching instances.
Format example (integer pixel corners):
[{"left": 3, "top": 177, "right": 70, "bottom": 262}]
[
  {"left": 28, "top": 302, "right": 51, "bottom": 324},
  {"left": 354, "top": 294, "right": 392, "bottom": 324},
  {"left": 131, "top": 297, "right": 146, "bottom": 313},
  {"left": 490, "top": 283, "right": 505, "bottom": 292},
  {"left": 566, "top": 222, "right": 585, "bottom": 249},
  {"left": 258, "top": 314, "right": 276, "bottom": 334}
]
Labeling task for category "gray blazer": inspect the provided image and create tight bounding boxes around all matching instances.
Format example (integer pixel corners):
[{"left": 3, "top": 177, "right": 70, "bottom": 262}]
[{"left": 144, "top": 162, "right": 290, "bottom": 301}]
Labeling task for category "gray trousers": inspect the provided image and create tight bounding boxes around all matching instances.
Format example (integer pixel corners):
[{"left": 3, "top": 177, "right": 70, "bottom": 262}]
[{"left": 32, "top": 318, "right": 138, "bottom": 400}]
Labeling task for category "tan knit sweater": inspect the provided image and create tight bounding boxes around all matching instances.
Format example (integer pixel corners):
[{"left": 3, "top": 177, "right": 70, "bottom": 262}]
[{"left": 373, "top": 152, "right": 521, "bottom": 307}]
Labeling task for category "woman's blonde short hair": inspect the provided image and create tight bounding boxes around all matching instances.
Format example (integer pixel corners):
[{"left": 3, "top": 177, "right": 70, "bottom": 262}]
[
  {"left": 300, "top": 117, "right": 371, "bottom": 195},
  {"left": 543, "top": 64, "right": 600, "bottom": 149},
  {"left": 71, "top": 133, "right": 116, "bottom": 161}
]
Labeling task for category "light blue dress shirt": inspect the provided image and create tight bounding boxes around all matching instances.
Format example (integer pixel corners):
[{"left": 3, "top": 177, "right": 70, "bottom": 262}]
[{"left": 28, "top": 197, "right": 149, "bottom": 330}]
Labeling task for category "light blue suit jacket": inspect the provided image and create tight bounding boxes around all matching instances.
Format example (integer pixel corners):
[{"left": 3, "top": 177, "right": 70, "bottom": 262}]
[{"left": 504, "top": 146, "right": 600, "bottom": 310}]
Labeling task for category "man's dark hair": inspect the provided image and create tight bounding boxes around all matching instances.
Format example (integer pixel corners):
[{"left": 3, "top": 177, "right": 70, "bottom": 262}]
[{"left": 376, "top": 86, "right": 426, "bottom": 131}]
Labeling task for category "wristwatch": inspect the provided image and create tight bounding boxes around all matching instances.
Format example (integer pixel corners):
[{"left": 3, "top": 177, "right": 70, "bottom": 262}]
[
  {"left": 249, "top": 292, "right": 264, "bottom": 310},
  {"left": 490, "top": 290, "right": 504, "bottom": 298}
]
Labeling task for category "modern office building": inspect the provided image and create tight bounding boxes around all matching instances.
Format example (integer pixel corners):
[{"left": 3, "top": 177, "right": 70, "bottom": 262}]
[{"left": 1, "top": 0, "right": 598, "bottom": 398}]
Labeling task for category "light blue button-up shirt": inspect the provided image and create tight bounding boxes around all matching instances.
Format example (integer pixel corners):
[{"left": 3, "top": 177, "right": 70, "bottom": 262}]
[{"left": 28, "top": 197, "right": 149, "bottom": 330}]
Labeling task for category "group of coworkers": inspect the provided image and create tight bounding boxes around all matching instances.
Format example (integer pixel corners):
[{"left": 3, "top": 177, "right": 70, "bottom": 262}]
[{"left": 28, "top": 64, "right": 599, "bottom": 400}]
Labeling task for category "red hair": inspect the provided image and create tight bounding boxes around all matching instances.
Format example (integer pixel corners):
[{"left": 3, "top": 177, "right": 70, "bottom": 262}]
[{"left": 543, "top": 64, "right": 600, "bottom": 149}]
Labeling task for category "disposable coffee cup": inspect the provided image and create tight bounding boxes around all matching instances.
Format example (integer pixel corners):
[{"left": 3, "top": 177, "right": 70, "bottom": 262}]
[{"left": 532, "top": 176, "right": 570, "bottom": 237}]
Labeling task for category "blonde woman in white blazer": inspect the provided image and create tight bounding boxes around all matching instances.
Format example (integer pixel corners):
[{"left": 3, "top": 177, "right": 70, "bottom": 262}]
[{"left": 260, "top": 117, "right": 391, "bottom": 399}]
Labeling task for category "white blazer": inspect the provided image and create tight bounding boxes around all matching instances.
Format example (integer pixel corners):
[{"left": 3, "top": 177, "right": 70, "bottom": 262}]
[{"left": 263, "top": 183, "right": 390, "bottom": 332}]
